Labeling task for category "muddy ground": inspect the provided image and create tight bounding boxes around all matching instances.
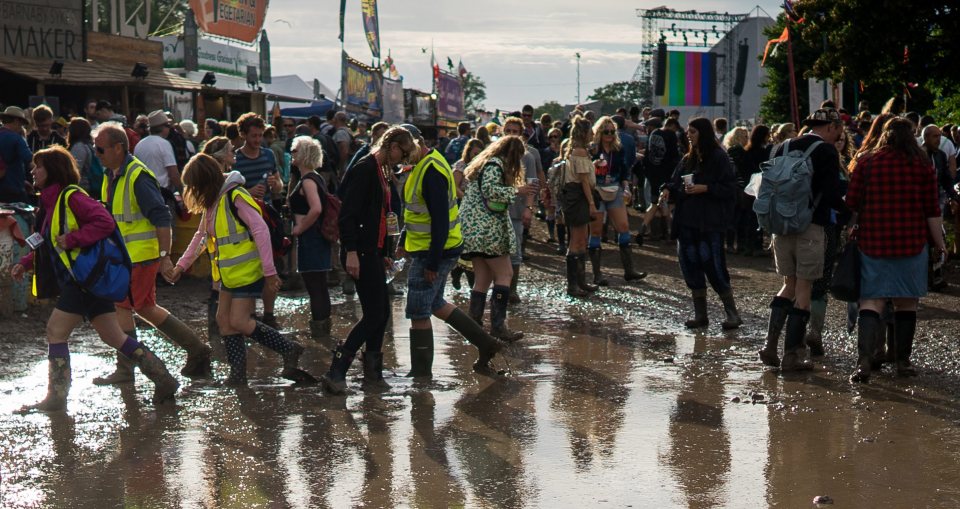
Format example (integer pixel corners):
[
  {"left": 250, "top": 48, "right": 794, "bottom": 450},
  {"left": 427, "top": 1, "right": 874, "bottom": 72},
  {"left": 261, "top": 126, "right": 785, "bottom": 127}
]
[{"left": 2, "top": 218, "right": 960, "bottom": 508}]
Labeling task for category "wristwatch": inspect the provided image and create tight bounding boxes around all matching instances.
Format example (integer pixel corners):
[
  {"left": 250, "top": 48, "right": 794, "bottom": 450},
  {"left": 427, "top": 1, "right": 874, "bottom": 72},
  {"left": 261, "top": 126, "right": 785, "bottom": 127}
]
[{"left": 159, "top": 250, "right": 169, "bottom": 258}]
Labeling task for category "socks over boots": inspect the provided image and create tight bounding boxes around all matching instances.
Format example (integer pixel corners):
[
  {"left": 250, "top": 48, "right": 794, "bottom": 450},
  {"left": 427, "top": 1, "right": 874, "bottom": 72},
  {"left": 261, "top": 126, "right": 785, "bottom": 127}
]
[
  {"left": 566, "top": 255, "right": 588, "bottom": 297},
  {"left": 685, "top": 289, "right": 709, "bottom": 329},
  {"left": 893, "top": 310, "right": 918, "bottom": 377},
  {"left": 157, "top": 314, "right": 212, "bottom": 379},
  {"left": 588, "top": 248, "right": 609, "bottom": 286},
  {"left": 127, "top": 343, "right": 180, "bottom": 404},
  {"left": 17, "top": 357, "right": 71, "bottom": 414},
  {"left": 780, "top": 308, "right": 813, "bottom": 371},
  {"left": 851, "top": 310, "right": 883, "bottom": 383},
  {"left": 249, "top": 321, "right": 311, "bottom": 383},
  {"left": 759, "top": 297, "right": 791, "bottom": 367},
  {"left": 469, "top": 290, "right": 487, "bottom": 326},
  {"left": 445, "top": 308, "right": 506, "bottom": 374},
  {"left": 805, "top": 298, "right": 827, "bottom": 357},
  {"left": 222, "top": 334, "right": 248, "bottom": 386},
  {"left": 575, "top": 254, "right": 598, "bottom": 293},
  {"left": 490, "top": 285, "right": 523, "bottom": 342},
  {"left": 407, "top": 328, "right": 434, "bottom": 378},
  {"left": 509, "top": 265, "right": 522, "bottom": 304},
  {"left": 361, "top": 351, "right": 391, "bottom": 392},
  {"left": 719, "top": 291, "right": 743, "bottom": 330},
  {"left": 618, "top": 244, "right": 647, "bottom": 281},
  {"left": 321, "top": 342, "right": 355, "bottom": 394}
]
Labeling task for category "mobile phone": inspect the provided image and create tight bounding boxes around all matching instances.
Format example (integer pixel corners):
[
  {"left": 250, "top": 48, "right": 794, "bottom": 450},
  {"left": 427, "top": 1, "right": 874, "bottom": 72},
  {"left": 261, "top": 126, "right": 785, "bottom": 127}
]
[{"left": 25, "top": 232, "right": 44, "bottom": 250}]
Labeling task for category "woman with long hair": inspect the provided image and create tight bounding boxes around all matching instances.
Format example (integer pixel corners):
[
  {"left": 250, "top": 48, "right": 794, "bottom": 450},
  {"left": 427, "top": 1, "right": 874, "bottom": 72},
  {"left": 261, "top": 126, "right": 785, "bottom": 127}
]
[
  {"left": 167, "top": 154, "right": 310, "bottom": 386},
  {"left": 459, "top": 135, "right": 533, "bottom": 340},
  {"left": 287, "top": 136, "right": 333, "bottom": 339},
  {"left": 588, "top": 116, "right": 646, "bottom": 285},
  {"left": 559, "top": 115, "right": 602, "bottom": 296},
  {"left": 321, "top": 126, "right": 417, "bottom": 394},
  {"left": 849, "top": 113, "right": 896, "bottom": 173},
  {"left": 736, "top": 125, "right": 772, "bottom": 256},
  {"left": 12, "top": 146, "right": 178, "bottom": 412},
  {"left": 663, "top": 118, "right": 742, "bottom": 329},
  {"left": 846, "top": 118, "right": 946, "bottom": 382},
  {"left": 66, "top": 118, "right": 97, "bottom": 196},
  {"left": 202, "top": 136, "right": 237, "bottom": 172},
  {"left": 450, "top": 138, "right": 485, "bottom": 291}
]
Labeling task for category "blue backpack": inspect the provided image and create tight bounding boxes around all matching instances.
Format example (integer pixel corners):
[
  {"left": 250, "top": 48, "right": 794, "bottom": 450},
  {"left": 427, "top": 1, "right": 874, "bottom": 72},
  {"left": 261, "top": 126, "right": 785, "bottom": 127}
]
[{"left": 55, "top": 186, "right": 132, "bottom": 302}]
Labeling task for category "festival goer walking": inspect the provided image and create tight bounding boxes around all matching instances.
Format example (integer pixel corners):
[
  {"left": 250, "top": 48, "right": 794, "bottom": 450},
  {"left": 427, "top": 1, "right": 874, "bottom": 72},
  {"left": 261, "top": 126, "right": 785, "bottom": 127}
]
[
  {"left": 735, "top": 125, "right": 771, "bottom": 256},
  {"left": 662, "top": 118, "right": 742, "bottom": 329},
  {"left": 66, "top": 118, "right": 98, "bottom": 196},
  {"left": 12, "top": 146, "right": 178, "bottom": 412},
  {"left": 559, "top": 116, "right": 601, "bottom": 296},
  {"left": 846, "top": 118, "right": 946, "bottom": 382},
  {"left": 502, "top": 117, "right": 541, "bottom": 303},
  {"left": 638, "top": 111, "right": 681, "bottom": 243},
  {"left": 449, "top": 139, "right": 484, "bottom": 290},
  {"left": 27, "top": 105, "right": 67, "bottom": 153},
  {"left": 542, "top": 128, "right": 564, "bottom": 249}
]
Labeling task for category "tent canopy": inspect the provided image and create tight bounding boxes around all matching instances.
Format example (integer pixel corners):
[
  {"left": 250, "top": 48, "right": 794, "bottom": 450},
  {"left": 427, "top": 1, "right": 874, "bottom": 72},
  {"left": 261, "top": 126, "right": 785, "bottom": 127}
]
[{"left": 280, "top": 99, "right": 336, "bottom": 119}]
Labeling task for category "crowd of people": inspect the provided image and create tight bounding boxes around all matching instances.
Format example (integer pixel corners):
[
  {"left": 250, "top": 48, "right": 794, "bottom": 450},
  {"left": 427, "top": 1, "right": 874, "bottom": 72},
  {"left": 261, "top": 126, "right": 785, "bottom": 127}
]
[{"left": 0, "top": 93, "right": 956, "bottom": 412}]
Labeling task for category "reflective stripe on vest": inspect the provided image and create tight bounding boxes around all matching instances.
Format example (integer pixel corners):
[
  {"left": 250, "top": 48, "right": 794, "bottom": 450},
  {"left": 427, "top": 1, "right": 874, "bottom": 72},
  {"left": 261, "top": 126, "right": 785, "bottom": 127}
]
[
  {"left": 214, "top": 186, "right": 264, "bottom": 288},
  {"left": 102, "top": 157, "right": 160, "bottom": 263},
  {"left": 49, "top": 185, "right": 85, "bottom": 275},
  {"left": 402, "top": 150, "right": 463, "bottom": 252}
]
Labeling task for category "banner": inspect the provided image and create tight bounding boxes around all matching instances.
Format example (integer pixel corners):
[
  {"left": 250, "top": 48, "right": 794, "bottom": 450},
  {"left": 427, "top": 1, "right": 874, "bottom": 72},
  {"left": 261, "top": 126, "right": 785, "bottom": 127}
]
[
  {"left": 1, "top": 0, "right": 83, "bottom": 60},
  {"left": 657, "top": 50, "right": 718, "bottom": 107},
  {"left": 190, "top": 0, "right": 269, "bottom": 44},
  {"left": 405, "top": 89, "right": 434, "bottom": 125},
  {"left": 158, "top": 35, "right": 259, "bottom": 78},
  {"left": 382, "top": 78, "right": 404, "bottom": 124},
  {"left": 360, "top": 0, "right": 380, "bottom": 59},
  {"left": 338, "top": 0, "right": 346, "bottom": 42},
  {"left": 342, "top": 52, "right": 383, "bottom": 117},
  {"left": 436, "top": 72, "right": 464, "bottom": 120}
]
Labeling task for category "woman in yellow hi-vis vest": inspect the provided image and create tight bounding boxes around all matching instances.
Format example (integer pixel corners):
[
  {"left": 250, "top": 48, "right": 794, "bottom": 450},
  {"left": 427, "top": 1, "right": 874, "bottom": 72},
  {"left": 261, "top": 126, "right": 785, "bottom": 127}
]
[
  {"left": 166, "top": 154, "right": 314, "bottom": 385},
  {"left": 11, "top": 146, "right": 179, "bottom": 413}
]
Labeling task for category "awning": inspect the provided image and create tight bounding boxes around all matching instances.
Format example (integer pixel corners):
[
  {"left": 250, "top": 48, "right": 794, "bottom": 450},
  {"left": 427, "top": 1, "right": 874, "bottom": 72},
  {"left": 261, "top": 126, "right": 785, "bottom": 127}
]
[{"left": 0, "top": 57, "right": 200, "bottom": 91}]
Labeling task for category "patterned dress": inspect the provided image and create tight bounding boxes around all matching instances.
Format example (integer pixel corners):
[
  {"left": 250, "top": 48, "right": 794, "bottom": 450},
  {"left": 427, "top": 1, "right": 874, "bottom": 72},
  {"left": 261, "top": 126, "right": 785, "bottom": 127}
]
[{"left": 460, "top": 158, "right": 519, "bottom": 257}]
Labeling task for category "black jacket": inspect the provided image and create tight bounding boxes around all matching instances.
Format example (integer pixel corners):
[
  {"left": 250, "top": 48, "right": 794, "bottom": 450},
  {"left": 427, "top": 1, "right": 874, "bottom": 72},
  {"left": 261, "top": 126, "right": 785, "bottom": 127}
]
[
  {"left": 666, "top": 146, "right": 738, "bottom": 235},
  {"left": 338, "top": 154, "right": 386, "bottom": 254}
]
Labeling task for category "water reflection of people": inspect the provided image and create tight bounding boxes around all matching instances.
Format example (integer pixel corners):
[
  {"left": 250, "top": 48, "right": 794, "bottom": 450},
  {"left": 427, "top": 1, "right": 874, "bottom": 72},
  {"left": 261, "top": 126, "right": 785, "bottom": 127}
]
[{"left": 408, "top": 391, "right": 467, "bottom": 507}]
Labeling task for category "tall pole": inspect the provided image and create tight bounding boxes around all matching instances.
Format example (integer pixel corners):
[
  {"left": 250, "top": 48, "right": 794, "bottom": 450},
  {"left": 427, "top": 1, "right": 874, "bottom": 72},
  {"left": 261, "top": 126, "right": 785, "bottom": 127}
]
[
  {"left": 576, "top": 52, "right": 581, "bottom": 104},
  {"left": 785, "top": 26, "right": 800, "bottom": 128}
]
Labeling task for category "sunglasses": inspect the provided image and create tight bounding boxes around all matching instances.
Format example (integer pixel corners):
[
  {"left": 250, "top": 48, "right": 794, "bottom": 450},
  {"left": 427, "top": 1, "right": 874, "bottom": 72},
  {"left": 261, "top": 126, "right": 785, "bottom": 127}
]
[
  {"left": 548, "top": 135, "right": 560, "bottom": 139},
  {"left": 601, "top": 129, "right": 616, "bottom": 135}
]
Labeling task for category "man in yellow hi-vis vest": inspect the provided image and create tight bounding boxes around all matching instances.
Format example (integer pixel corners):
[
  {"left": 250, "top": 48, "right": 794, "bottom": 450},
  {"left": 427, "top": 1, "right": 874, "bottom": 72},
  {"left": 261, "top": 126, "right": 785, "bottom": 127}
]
[
  {"left": 398, "top": 124, "right": 505, "bottom": 379},
  {"left": 91, "top": 122, "right": 212, "bottom": 385}
]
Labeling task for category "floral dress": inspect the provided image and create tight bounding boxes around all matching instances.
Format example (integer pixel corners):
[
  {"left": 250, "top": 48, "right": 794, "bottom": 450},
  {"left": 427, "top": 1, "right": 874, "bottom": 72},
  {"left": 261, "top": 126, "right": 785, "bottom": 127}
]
[{"left": 460, "top": 157, "right": 518, "bottom": 257}]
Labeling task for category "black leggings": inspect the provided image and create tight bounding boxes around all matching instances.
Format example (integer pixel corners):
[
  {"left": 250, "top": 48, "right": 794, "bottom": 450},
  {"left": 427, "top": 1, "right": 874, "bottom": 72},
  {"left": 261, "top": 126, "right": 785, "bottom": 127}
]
[
  {"left": 301, "top": 272, "right": 331, "bottom": 321},
  {"left": 341, "top": 251, "right": 390, "bottom": 355}
]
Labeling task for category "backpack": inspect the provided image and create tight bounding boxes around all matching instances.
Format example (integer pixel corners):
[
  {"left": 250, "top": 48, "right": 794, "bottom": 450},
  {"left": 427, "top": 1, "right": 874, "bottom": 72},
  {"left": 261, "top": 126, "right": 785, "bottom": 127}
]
[
  {"left": 752, "top": 139, "right": 824, "bottom": 235},
  {"left": 227, "top": 186, "right": 291, "bottom": 257},
  {"left": 314, "top": 132, "right": 340, "bottom": 174},
  {"left": 55, "top": 186, "right": 132, "bottom": 302},
  {"left": 547, "top": 159, "right": 566, "bottom": 198},
  {"left": 301, "top": 172, "right": 341, "bottom": 242}
]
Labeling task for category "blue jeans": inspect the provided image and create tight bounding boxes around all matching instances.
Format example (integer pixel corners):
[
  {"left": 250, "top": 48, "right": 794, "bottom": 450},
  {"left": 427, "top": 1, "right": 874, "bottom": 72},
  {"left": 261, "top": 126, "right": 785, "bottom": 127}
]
[
  {"left": 405, "top": 255, "right": 458, "bottom": 320},
  {"left": 677, "top": 227, "right": 731, "bottom": 294}
]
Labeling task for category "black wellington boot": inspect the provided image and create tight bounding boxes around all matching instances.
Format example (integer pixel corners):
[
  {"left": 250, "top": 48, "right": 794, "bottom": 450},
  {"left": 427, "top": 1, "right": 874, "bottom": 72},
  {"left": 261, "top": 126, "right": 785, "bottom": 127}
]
[
  {"left": 566, "top": 255, "right": 588, "bottom": 297},
  {"left": 851, "top": 310, "right": 882, "bottom": 383},
  {"left": 758, "top": 297, "right": 791, "bottom": 367},
  {"left": 619, "top": 244, "right": 647, "bottom": 281},
  {"left": 588, "top": 248, "right": 609, "bottom": 286},
  {"left": 321, "top": 342, "right": 355, "bottom": 395},
  {"left": 684, "top": 289, "right": 709, "bottom": 329},
  {"left": 893, "top": 310, "right": 918, "bottom": 377}
]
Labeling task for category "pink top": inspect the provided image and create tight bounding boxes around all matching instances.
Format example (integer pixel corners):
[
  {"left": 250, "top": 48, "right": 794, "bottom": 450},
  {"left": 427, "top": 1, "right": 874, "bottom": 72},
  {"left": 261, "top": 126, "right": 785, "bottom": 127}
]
[
  {"left": 19, "top": 184, "right": 115, "bottom": 270},
  {"left": 176, "top": 189, "right": 277, "bottom": 277}
]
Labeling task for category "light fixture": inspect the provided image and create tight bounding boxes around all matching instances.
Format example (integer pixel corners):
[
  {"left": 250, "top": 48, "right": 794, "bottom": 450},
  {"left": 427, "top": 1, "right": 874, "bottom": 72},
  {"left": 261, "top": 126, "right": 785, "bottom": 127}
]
[
  {"left": 201, "top": 71, "right": 216, "bottom": 86},
  {"left": 131, "top": 62, "right": 149, "bottom": 79},
  {"left": 49, "top": 61, "right": 63, "bottom": 78}
]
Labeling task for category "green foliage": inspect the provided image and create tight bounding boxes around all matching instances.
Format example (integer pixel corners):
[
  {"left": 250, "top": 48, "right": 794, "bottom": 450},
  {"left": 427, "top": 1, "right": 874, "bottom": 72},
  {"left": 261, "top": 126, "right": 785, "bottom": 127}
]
[
  {"left": 587, "top": 81, "right": 652, "bottom": 115},
  {"left": 533, "top": 101, "right": 564, "bottom": 120},
  {"left": 462, "top": 72, "right": 487, "bottom": 113},
  {"left": 86, "top": 0, "right": 189, "bottom": 36}
]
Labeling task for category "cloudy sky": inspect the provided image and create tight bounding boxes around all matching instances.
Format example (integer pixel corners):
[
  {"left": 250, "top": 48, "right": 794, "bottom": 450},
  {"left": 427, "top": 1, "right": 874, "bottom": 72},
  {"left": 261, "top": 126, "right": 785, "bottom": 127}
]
[{"left": 266, "top": 1, "right": 781, "bottom": 110}]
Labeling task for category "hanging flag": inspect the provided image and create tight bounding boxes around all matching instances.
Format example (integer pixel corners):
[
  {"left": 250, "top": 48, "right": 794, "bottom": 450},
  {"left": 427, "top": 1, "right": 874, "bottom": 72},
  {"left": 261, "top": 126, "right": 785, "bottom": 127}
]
[
  {"left": 458, "top": 59, "right": 467, "bottom": 80},
  {"left": 431, "top": 50, "right": 440, "bottom": 83},
  {"left": 446, "top": 57, "right": 454, "bottom": 71},
  {"left": 360, "top": 0, "right": 381, "bottom": 59},
  {"left": 338, "top": 0, "right": 346, "bottom": 42},
  {"left": 782, "top": 0, "right": 804, "bottom": 23},
  {"left": 761, "top": 27, "right": 789, "bottom": 67}
]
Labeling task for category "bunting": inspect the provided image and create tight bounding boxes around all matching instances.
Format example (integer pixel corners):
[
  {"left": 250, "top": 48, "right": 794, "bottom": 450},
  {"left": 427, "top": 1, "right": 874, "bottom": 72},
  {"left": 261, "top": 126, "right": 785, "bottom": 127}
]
[{"left": 761, "top": 27, "right": 789, "bottom": 67}]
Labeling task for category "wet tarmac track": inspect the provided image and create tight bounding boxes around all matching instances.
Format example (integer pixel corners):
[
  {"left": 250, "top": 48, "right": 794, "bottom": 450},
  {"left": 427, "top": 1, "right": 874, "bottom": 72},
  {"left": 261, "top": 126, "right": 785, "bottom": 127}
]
[{"left": 2, "top": 238, "right": 960, "bottom": 508}]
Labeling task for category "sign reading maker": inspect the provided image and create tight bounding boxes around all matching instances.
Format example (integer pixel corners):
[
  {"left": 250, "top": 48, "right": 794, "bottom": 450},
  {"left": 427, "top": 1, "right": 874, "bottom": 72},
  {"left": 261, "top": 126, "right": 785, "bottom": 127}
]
[{"left": 1, "top": 0, "right": 83, "bottom": 60}]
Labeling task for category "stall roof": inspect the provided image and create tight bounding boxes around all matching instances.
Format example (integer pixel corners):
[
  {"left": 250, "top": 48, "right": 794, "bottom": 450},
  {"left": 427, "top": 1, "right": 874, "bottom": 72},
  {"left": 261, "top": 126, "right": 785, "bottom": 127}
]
[{"left": 0, "top": 57, "right": 200, "bottom": 91}]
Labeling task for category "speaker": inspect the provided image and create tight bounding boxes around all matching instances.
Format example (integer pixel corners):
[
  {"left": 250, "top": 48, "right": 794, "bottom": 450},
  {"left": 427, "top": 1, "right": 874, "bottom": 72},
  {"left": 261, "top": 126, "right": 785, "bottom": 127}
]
[
  {"left": 733, "top": 41, "right": 749, "bottom": 96},
  {"left": 654, "top": 43, "right": 667, "bottom": 96}
]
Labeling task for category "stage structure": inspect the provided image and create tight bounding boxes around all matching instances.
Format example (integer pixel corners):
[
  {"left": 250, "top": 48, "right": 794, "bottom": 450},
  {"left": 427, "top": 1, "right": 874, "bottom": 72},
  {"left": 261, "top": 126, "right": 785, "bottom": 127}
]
[{"left": 634, "top": 7, "right": 772, "bottom": 124}]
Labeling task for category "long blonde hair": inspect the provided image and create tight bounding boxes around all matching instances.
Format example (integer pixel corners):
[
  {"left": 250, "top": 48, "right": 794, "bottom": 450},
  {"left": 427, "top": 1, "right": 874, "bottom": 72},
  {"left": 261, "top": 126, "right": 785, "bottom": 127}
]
[
  {"left": 565, "top": 115, "right": 593, "bottom": 159},
  {"left": 592, "top": 116, "right": 621, "bottom": 151},
  {"left": 463, "top": 135, "right": 526, "bottom": 186}
]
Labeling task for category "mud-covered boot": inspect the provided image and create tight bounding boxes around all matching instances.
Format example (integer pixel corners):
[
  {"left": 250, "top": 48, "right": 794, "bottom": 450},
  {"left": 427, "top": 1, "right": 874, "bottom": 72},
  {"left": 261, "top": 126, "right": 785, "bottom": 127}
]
[
  {"left": 469, "top": 290, "right": 487, "bottom": 326},
  {"left": 407, "top": 329, "right": 434, "bottom": 378},
  {"left": 92, "top": 350, "right": 136, "bottom": 386},
  {"left": 509, "top": 265, "right": 522, "bottom": 304},
  {"left": 17, "top": 356, "right": 71, "bottom": 414},
  {"left": 361, "top": 351, "right": 391, "bottom": 392},
  {"left": 805, "top": 298, "right": 827, "bottom": 358},
  {"left": 444, "top": 308, "right": 506, "bottom": 375},
  {"left": 309, "top": 318, "right": 332, "bottom": 340},
  {"left": 321, "top": 342, "right": 355, "bottom": 394},
  {"left": 719, "top": 291, "right": 743, "bottom": 330},
  {"left": 566, "top": 255, "right": 588, "bottom": 297},
  {"left": 780, "top": 308, "right": 813, "bottom": 372},
  {"left": 450, "top": 265, "right": 465, "bottom": 290},
  {"left": 758, "top": 297, "right": 791, "bottom": 367},
  {"left": 684, "top": 289, "right": 709, "bottom": 329},
  {"left": 618, "top": 244, "right": 647, "bottom": 281},
  {"left": 490, "top": 285, "right": 524, "bottom": 342},
  {"left": 588, "top": 248, "right": 609, "bottom": 286},
  {"left": 575, "top": 254, "right": 599, "bottom": 293},
  {"left": 156, "top": 314, "right": 212, "bottom": 379},
  {"left": 894, "top": 310, "right": 918, "bottom": 377},
  {"left": 851, "top": 310, "right": 882, "bottom": 383},
  {"left": 128, "top": 344, "right": 179, "bottom": 404},
  {"left": 222, "top": 334, "right": 248, "bottom": 386}
]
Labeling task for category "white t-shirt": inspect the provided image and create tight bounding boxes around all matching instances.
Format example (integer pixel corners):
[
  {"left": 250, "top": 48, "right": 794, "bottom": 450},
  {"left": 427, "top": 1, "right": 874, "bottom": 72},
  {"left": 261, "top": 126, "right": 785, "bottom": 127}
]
[{"left": 134, "top": 135, "right": 177, "bottom": 189}]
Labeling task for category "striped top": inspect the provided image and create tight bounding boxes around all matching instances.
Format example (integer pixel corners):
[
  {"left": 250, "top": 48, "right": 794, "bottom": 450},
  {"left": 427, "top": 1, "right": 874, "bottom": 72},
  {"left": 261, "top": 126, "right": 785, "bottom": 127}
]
[{"left": 234, "top": 147, "right": 277, "bottom": 189}]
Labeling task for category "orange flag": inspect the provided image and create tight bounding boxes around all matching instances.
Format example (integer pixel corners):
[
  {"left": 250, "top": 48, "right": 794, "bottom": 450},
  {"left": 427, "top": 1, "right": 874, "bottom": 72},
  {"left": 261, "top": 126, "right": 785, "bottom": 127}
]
[{"left": 761, "top": 27, "right": 789, "bottom": 67}]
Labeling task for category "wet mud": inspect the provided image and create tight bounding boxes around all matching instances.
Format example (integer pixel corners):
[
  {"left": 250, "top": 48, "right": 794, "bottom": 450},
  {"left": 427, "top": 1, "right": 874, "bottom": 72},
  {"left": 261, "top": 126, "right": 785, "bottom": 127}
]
[{"left": 2, "top": 228, "right": 960, "bottom": 508}]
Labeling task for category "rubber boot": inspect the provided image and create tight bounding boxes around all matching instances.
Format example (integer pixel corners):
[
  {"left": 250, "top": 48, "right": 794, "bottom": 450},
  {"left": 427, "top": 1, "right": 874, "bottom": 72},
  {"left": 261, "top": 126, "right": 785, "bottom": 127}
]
[
  {"left": 780, "top": 308, "right": 813, "bottom": 372},
  {"left": 309, "top": 318, "right": 332, "bottom": 340},
  {"left": 805, "top": 298, "right": 827, "bottom": 357},
  {"left": 588, "top": 248, "right": 609, "bottom": 286},
  {"left": 619, "top": 244, "right": 647, "bottom": 281},
  {"left": 490, "top": 285, "right": 524, "bottom": 342},
  {"left": 127, "top": 344, "right": 180, "bottom": 404},
  {"left": 758, "top": 297, "right": 791, "bottom": 367},
  {"left": 851, "top": 310, "right": 882, "bottom": 383},
  {"left": 445, "top": 308, "right": 506, "bottom": 375},
  {"left": 222, "top": 334, "right": 247, "bottom": 386},
  {"left": 465, "top": 269, "right": 475, "bottom": 289},
  {"left": 468, "top": 290, "right": 487, "bottom": 326},
  {"left": 719, "top": 291, "right": 743, "bottom": 330},
  {"left": 450, "top": 265, "right": 464, "bottom": 290},
  {"left": 566, "top": 255, "right": 588, "bottom": 297},
  {"left": 893, "top": 310, "right": 918, "bottom": 377},
  {"left": 684, "top": 289, "right": 709, "bottom": 329},
  {"left": 361, "top": 351, "right": 391, "bottom": 392},
  {"left": 249, "top": 321, "right": 314, "bottom": 383},
  {"left": 321, "top": 342, "right": 355, "bottom": 395},
  {"left": 17, "top": 357, "right": 71, "bottom": 414},
  {"left": 156, "top": 314, "right": 212, "bottom": 379},
  {"left": 575, "top": 254, "right": 599, "bottom": 293},
  {"left": 407, "top": 328, "right": 434, "bottom": 378},
  {"left": 342, "top": 276, "right": 356, "bottom": 296},
  {"left": 92, "top": 348, "right": 136, "bottom": 386},
  {"left": 509, "top": 265, "right": 522, "bottom": 304},
  {"left": 556, "top": 225, "right": 568, "bottom": 255}
]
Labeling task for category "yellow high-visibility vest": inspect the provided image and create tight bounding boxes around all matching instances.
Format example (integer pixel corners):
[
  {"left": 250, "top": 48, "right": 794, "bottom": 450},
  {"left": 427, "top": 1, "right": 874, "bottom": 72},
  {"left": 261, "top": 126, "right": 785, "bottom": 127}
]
[
  {"left": 403, "top": 150, "right": 462, "bottom": 252},
  {"left": 101, "top": 157, "right": 159, "bottom": 263},
  {"left": 213, "top": 186, "right": 263, "bottom": 288}
]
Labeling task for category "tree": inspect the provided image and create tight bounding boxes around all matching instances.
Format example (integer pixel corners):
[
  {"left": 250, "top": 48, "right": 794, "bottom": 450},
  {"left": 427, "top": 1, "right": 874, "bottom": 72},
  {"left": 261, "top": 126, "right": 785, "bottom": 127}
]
[
  {"left": 86, "top": 0, "right": 189, "bottom": 36},
  {"left": 587, "top": 81, "right": 652, "bottom": 115},
  {"left": 533, "top": 100, "right": 564, "bottom": 120},
  {"left": 462, "top": 72, "right": 487, "bottom": 113}
]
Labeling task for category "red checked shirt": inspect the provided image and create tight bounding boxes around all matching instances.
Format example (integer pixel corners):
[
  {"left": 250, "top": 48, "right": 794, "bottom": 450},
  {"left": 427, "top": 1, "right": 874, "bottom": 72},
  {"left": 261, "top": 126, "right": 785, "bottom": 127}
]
[{"left": 846, "top": 148, "right": 940, "bottom": 258}]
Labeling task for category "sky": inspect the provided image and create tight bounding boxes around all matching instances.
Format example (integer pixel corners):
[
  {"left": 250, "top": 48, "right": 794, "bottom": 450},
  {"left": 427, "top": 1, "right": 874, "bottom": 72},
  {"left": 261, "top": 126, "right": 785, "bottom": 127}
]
[{"left": 265, "top": 1, "right": 781, "bottom": 111}]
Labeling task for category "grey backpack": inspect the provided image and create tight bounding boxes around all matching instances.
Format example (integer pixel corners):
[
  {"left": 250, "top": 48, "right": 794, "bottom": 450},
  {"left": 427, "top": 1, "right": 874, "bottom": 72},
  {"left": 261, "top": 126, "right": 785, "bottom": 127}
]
[{"left": 752, "top": 139, "right": 823, "bottom": 235}]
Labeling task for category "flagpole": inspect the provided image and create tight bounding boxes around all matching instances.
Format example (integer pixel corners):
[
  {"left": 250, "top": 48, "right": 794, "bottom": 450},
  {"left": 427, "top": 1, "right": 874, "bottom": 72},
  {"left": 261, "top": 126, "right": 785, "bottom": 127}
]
[{"left": 785, "top": 25, "right": 800, "bottom": 127}]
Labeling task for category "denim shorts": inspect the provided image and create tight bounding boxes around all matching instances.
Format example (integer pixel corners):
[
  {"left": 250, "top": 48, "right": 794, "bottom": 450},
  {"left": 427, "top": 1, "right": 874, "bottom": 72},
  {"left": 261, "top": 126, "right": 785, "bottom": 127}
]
[
  {"left": 405, "top": 255, "right": 458, "bottom": 320},
  {"left": 221, "top": 278, "right": 265, "bottom": 299},
  {"left": 598, "top": 187, "right": 625, "bottom": 212}
]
